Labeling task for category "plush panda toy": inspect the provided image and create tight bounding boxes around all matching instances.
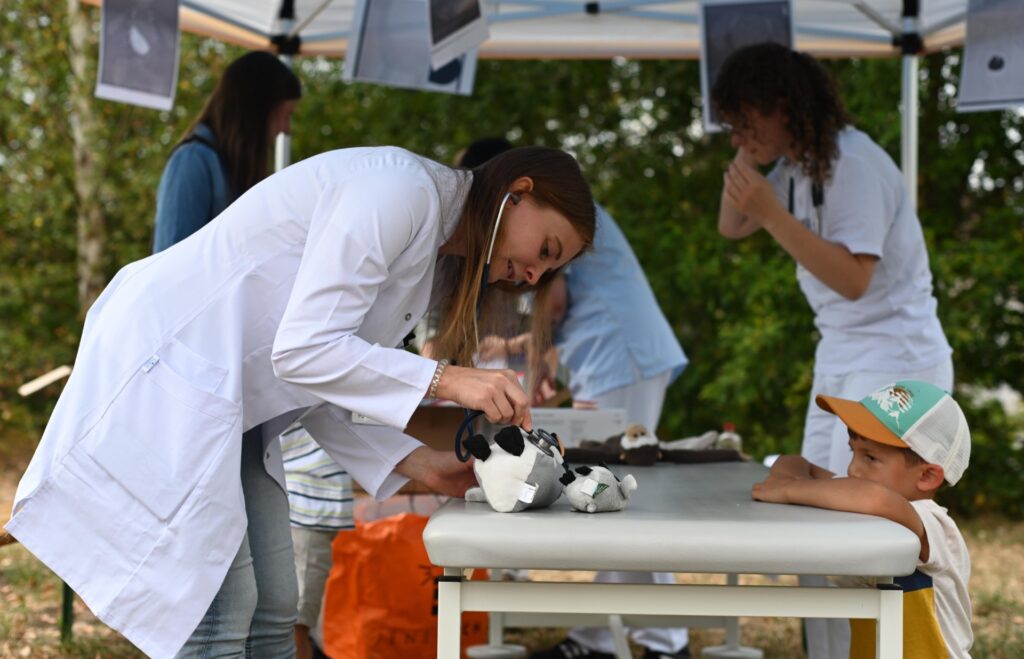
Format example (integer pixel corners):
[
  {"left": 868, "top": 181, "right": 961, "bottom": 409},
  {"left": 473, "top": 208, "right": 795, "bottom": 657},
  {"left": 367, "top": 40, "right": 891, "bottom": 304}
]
[
  {"left": 463, "top": 425, "right": 567, "bottom": 513},
  {"left": 561, "top": 464, "right": 638, "bottom": 513}
]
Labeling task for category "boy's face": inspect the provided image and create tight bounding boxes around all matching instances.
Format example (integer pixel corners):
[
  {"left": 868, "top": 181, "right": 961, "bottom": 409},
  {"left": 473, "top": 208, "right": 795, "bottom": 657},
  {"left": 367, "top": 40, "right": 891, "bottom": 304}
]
[{"left": 845, "top": 430, "right": 927, "bottom": 500}]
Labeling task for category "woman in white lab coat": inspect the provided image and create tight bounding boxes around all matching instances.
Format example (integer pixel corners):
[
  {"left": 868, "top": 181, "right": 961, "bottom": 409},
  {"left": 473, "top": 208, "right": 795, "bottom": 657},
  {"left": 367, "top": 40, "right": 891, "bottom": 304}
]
[{"left": 6, "top": 145, "right": 596, "bottom": 658}]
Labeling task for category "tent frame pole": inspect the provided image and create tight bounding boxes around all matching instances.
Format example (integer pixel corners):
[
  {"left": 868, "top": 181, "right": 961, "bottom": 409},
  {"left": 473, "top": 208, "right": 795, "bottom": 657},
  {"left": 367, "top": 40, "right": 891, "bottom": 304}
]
[
  {"left": 900, "top": 0, "right": 922, "bottom": 210},
  {"left": 274, "top": 0, "right": 297, "bottom": 172}
]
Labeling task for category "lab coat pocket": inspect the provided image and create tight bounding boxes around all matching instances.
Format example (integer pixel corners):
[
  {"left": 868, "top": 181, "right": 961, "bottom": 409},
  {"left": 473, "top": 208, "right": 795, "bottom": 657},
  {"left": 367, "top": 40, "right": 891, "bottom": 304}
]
[{"left": 89, "top": 339, "right": 240, "bottom": 522}]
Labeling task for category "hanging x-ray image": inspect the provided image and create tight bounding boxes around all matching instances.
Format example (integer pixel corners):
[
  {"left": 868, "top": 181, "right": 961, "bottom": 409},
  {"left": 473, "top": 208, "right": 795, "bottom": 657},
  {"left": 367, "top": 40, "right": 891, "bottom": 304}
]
[
  {"left": 96, "top": 0, "right": 180, "bottom": 111},
  {"left": 428, "top": 0, "right": 489, "bottom": 69},
  {"left": 344, "top": 0, "right": 477, "bottom": 96},
  {"left": 699, "top": 0, "right": 793, "bottom": 131},
  {"left": 958, "top": 0, "right": 1024, "bottom": 113}
]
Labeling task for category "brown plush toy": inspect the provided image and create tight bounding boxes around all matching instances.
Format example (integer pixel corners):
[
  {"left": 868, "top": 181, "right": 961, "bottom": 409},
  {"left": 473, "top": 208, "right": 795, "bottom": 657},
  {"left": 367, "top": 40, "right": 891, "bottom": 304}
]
[{"left": 618, "top": 424, "right": 661, "bottom": 465}]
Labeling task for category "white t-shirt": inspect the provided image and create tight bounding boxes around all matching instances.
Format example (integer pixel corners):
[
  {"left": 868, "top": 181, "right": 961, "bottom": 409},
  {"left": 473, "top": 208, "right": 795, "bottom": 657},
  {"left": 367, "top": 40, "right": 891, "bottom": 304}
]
[
  {"left": 838, "top": 498, "right": 973, "bottom": 659},
  {"left": 910, "top": 499, "right": 974, "bottom": 659},
  {"left": 767, "top": 128, "right": 951, "bottom": 375}
]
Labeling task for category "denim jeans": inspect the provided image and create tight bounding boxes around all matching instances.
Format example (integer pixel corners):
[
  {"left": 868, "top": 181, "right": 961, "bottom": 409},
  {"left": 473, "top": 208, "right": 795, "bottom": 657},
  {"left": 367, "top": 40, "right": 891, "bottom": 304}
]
[{"left": 176, "top": 428, "right": 299, "bottom": 658}]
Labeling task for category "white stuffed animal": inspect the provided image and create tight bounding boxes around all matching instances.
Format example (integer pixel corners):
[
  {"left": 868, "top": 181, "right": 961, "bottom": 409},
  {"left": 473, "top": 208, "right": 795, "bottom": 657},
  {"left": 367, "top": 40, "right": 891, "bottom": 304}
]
[
  {"left": 562, "top": 465, "right": 638, "bottom": 513},
  {"left": 463, "top": 426, "right": 566, "bottom": 513}
]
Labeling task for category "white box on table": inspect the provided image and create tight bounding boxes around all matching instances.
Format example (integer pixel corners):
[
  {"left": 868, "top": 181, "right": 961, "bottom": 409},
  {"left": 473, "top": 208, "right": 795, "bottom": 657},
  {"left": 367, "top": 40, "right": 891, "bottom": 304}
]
[{"left": 529, "top": 407, "right": 627, "bottom": 448}]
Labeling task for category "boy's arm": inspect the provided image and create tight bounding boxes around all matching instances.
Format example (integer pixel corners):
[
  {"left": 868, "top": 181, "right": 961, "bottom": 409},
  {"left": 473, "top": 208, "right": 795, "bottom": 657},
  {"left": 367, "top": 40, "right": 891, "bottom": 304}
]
[
  {"left": 752, "top": 476, "right": 930, "bottom": 562},
  {"left": 768, "top": 455, "right": 835, "bottom": 480}
]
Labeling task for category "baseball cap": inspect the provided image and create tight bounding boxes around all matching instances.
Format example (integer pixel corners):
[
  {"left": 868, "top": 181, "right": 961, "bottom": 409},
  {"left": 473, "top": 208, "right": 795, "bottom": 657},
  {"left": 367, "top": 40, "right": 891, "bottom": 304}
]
[{"left": 816, "top": 380, "right": 971, "bottom": 485}]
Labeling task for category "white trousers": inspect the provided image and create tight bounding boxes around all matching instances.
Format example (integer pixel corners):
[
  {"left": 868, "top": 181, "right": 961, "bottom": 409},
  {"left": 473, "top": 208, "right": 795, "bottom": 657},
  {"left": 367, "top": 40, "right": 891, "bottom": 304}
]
[
  {"left": 569, "top": 369, "right": 689, "bottom": 654},
  {"left": 799, "top": 358, "right": 954, "bottom": 659}
]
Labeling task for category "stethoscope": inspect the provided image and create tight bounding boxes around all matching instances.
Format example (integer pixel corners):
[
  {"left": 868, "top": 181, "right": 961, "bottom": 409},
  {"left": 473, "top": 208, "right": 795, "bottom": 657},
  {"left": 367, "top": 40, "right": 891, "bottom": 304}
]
[
  {"left": 451, "top": 190, "right": 564, "bottom": 462},
  {"left": 788, "top": 177, "right": 825, "bottom": 235},
  {"left": 476, "top": 190, "right": 520, "bottom": 315}
]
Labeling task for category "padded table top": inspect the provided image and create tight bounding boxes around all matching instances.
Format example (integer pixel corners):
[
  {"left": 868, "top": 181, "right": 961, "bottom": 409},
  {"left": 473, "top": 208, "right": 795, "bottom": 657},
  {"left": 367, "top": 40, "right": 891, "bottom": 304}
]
[{"left": 424, "top": 462, "right": 920, "bottom": 577}]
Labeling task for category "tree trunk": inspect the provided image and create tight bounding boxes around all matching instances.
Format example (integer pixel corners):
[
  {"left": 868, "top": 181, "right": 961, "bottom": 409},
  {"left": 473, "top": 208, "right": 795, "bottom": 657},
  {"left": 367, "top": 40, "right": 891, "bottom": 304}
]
[{"left": 67, "top": 0, "right": 107, "bottom": 316}]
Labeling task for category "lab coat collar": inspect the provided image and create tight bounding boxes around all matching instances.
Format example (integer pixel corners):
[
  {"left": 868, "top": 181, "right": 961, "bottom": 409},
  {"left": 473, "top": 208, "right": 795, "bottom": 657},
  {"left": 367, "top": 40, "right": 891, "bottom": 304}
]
[{"left": 431, "top": 164, "right": 471, "bottom": 252}]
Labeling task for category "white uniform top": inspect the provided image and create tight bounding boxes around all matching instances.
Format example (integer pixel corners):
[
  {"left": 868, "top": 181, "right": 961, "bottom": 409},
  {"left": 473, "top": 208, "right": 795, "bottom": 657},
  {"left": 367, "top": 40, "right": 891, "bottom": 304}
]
[
  {"left": 6, "top": 147, "right": 470, "bottom": 658},
  {"left": 767, "top": 128, "right": 951, "bottom": 375}
]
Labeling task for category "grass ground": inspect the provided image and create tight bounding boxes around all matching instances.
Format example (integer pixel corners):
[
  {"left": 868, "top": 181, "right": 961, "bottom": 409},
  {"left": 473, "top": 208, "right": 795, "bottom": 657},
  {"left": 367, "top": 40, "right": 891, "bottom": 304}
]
[{"left": 2, "top": 463, "right": 1023, "bottom": 658}]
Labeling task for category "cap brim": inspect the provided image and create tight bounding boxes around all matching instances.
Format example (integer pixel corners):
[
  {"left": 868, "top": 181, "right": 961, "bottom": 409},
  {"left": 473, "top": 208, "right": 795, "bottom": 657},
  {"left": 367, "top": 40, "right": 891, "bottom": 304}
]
[{"left": 815, "top": 395, "right": 908, "bottom": 448}]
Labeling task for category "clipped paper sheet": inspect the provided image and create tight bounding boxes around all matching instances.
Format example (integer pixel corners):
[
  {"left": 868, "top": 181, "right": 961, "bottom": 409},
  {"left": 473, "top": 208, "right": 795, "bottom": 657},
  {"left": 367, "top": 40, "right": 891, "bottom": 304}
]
[
  {"left": 957, "top": 0, "right": 1024, "bottom": 113},
  {"left": 96, "top": 0, "right": 180, "bottom": 111},
  {"left": 344, "top": 0, "right": 478, "bottom": 96},
  {"left": 699, "top": 0, "right": 793, "bottom": 132},
  {"left": 428, "top": 0, "right": 489, "bottom": 69}
]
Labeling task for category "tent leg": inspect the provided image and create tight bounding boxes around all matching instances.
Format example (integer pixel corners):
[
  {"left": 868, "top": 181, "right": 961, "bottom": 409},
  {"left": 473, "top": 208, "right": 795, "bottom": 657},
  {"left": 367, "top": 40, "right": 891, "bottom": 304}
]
[
  {"left": 900, "top": 53, "right": 919, "bottom": 210},
  {"left": 899, "top": 2, "right": 921, "bottom": 211},
  {"left": 274, "top": 2, "right": 295, "bottom": 173}
]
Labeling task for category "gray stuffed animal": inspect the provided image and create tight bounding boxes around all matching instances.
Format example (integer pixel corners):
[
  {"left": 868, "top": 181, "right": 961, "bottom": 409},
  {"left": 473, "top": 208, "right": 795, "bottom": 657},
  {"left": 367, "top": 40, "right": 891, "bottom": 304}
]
[
  {"left": 463, "top": 426, "right": 566, "bottom": 513},
  {"left": 561, "top": 464, "right": 638, "bottom": 513}
]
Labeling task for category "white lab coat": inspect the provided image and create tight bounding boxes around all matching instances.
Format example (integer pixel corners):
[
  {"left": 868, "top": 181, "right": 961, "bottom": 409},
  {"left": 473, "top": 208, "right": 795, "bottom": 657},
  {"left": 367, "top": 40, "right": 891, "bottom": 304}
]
[{"left": 5, "top": 147, "right": 470, "bottom": 658}]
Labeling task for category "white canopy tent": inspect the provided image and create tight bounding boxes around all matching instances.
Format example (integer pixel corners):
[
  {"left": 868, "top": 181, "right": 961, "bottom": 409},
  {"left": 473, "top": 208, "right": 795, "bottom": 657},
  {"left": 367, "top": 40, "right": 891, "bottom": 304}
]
[
  {"left": 87, "top": 0, "right": 973, "bottom": 206},
  {"left": 145, "top": 0, "right": 967, "bottom": 59}
]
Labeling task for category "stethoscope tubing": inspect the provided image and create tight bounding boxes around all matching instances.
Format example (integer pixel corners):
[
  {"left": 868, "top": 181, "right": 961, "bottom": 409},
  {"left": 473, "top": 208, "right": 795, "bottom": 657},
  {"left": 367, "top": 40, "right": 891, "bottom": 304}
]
[{"left": 457, "top": 190, "right": 518, "bottom": 461}]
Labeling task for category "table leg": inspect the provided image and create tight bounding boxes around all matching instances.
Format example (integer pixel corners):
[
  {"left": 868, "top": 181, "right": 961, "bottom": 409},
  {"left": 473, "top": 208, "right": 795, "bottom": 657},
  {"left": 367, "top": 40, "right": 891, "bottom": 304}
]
[
  {"left": 438, "top": 567, "right": 464, "bottom": 659},
  {"left": 608, "top": 614, "right": 631, "bottom": 659},
  {"left": 489, "top": 569, "right": 505, "bottom": 645},
  {"left": 876, "top": 583, "right": 903, "bottom": 659},
  {"left": 702, "top": 574, "right": 764, "bottom": 659}
]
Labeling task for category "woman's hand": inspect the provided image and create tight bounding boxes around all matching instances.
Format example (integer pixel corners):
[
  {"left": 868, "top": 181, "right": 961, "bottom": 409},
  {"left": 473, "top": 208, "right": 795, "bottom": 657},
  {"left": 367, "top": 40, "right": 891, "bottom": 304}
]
[
  {"left": 477, "top": 335, "right": 510, "bottom": 362},
  {"left": 395, "top": 446, "right": 477, "bottom": 497},
  {"left": 723, "top": 157, "right": 786, "bottom": 228},
  {"left": 434, "top": 364, "right": 533, "bottom": 431},
  {"left": 532, "top": 376, "right": 558, "bottom": 406}
]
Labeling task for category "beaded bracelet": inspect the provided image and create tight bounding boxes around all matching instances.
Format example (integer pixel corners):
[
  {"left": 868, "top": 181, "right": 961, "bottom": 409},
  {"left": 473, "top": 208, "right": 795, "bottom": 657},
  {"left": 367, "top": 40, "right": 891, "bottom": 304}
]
[{"left": 427, "top": 358, "right": 449, "bottom": 399}]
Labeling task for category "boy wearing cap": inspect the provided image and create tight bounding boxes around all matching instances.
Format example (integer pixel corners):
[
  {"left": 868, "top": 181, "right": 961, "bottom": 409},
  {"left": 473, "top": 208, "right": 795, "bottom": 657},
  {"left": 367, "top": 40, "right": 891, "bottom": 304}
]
[{"left": 752, "top": 380, "right": 973, "bottom": 659}]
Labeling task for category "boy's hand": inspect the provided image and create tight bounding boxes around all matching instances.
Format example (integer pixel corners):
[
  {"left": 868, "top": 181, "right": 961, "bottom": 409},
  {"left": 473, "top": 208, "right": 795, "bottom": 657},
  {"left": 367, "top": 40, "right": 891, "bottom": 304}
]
[
  {"left": 769, "top": 455, "right": 835, "bottom": 480},
  {"left": 751, "top": 474, "right": 794, "bottom": 503},
  {"left": 767, "top": 455, "right": 812, "bottom": 480}
]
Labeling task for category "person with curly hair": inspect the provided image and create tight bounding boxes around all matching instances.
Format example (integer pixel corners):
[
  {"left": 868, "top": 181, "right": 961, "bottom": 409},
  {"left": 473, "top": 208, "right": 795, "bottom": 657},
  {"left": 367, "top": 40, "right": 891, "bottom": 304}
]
[{"left": 712, "top": 42, "right": 953, "bottom": 659}]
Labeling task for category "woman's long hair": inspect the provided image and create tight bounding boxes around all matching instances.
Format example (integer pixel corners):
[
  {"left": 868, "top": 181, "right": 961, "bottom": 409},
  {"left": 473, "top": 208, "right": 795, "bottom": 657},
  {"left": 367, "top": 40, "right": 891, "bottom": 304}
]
[
  {"left": 180, "top": 51, "right": 302, "bottom": 194},
  {"left": 432, "top": 146, "right": 596, "bottom": 390},
  {"left": 711, "top": 42, "right": 853, "bottom": 185}
]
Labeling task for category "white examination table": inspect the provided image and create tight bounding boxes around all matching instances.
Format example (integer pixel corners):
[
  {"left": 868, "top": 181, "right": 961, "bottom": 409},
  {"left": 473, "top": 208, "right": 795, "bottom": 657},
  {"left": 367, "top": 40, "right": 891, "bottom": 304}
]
[{"left": 424, "top": 462, "right": 919, "bottom": 658}]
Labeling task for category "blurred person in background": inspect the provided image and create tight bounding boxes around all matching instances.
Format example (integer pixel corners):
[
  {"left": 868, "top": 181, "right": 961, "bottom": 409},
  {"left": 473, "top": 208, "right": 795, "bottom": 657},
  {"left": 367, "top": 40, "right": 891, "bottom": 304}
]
[{"left": 152, "top": 50, "right": 301, "bottom": 252}]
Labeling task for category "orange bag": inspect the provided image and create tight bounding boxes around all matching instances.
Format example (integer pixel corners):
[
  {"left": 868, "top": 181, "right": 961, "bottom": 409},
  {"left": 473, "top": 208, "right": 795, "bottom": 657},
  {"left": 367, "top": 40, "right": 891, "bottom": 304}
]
[{"left": 321, "top": 513, "right": 488, "bottom": 658}]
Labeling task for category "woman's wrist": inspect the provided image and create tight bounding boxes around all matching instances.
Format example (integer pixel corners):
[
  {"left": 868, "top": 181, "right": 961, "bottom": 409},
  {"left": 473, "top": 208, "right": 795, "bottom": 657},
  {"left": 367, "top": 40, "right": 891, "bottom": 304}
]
[{"left": 427, "top": 358, "right": 449, "bottom": 399}]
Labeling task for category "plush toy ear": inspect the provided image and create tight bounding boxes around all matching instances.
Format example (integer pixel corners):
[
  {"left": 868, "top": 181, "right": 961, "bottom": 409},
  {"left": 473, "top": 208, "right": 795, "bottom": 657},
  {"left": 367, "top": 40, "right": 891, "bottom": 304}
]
[
  {"left": 600, "top": 463, "right": 621, "bottom": 482},
  {"left": 559, "top": 463, "right": 576, "bottom": 486},
  {"left": 464, "top": 433, "right": 491, "bottom": 461},
  {"left": 619, "top": 474, "right": 638, "bottom": 498},
  {"left": 575, "top": 465, "right": 592, "bottom": 476},
  {"left": 494, "top": 426, "right": 525, "bottom": 456}
]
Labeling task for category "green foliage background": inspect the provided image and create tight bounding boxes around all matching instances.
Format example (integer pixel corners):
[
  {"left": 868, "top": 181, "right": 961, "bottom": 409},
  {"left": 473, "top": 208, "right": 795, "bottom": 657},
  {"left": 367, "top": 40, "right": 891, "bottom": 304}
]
[{"left": 1, "top": 2, "right": 1022, "bottom": 516}]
